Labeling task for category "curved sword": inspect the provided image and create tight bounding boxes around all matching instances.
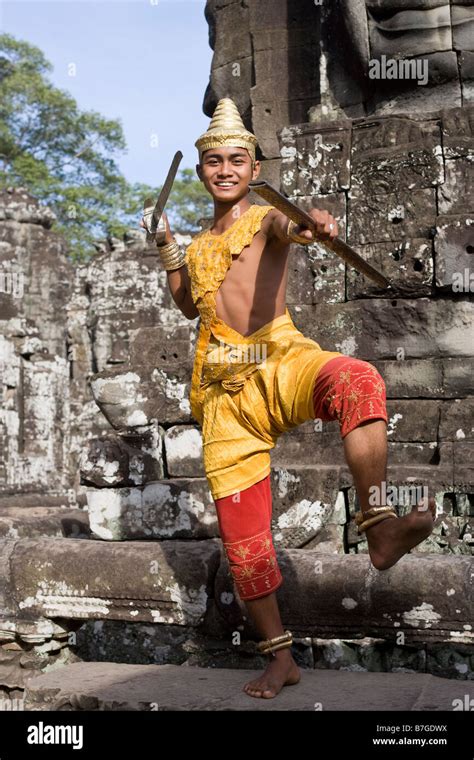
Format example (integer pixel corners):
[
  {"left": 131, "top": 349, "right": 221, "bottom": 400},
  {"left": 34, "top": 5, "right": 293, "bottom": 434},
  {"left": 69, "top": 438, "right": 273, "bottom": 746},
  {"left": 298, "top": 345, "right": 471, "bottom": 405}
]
[
  {"left": 143, "top": 150, "right": 183, "bottom": 244},
  {"left": 249, "top": 179, "right": 391, "bottom": 289}
]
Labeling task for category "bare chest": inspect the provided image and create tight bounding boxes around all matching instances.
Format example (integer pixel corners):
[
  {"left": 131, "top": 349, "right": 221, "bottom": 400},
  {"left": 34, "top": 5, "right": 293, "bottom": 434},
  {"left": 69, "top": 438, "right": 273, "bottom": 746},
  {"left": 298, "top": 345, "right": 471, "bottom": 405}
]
[{"left": 213, "top": 231, "right": 290, "bottom": 334}]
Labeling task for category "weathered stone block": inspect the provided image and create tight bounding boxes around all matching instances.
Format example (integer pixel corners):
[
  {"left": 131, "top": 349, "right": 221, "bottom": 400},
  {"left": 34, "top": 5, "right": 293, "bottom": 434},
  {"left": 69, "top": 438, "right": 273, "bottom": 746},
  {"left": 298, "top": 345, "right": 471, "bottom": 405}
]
[
  {"left": 9, "top": 537, "right": 221, "bottom": 626},
  {"left": 248, "top": 0, "right": 289, "bottom": 30},
  {"left": 286, "top": 247, "right": 315, "bottom": 305},
  {"left": 453, "top": 441, "right": 474, "bottom": 490},
  {"left": 255, "top": 157, "right": 282, "bottom": 189},
  {"left": 80, "top": 427, "right": 164, "bottom": 487},
  {"left": 0, "top": 507, "right": 90, "bottom": 540},
  {"left": 1, "top": 351, "right": 69, "bottom": 495},
  {"left": 72, "top": 243, "right": 191, "bottom": 372},
  {"left": 438, "top": 158, "right": 474, "bottom": 215},
  {"left": 351, "top": 118, "right": 443, "bottom": 199},
  {"left": 452, "top": 4, "right": 474, "bottom": 51},
  {"left": 372, "top": 358, "right": 474, "bottom": 399},
  {"left": 434, "top": 215, "right": 474, "bottom": 290},
  {"left": 304, "top": 523, "right": 345, "bottom": 553},
  {"left": 426, "top": 642, "right": 474, "bottom": 680},
  {"left": 313, "top": 637, "right": 426, "bottom": 675},
  {"left": 442, "top": 358, "right": 474, "bottom": 397},
  {"left": 290, "top": 300, "right": 474, "bottom": 360},
  {"left": 367, "top": 3, "right": 451, "bottom": 58},
  {"left": 287, "top": 244, "right": 346, "bottom": 306},
  {"left": 272, "top": 419, "right": 342, "bottom": 468},
  {"left": 246, "top": 552, "right": 473, "bottom": 642},
  {"left": 280, "top": 122, "right": 351, "bottom": 196},
  {"left": 0, "top": 188, "right": 56, "bottom": 228},
  {"left": 129, "top": 324, "right": 195, "bottom": 368},
  {"left": 460, "top": 52, "right": 474, "bottom": 101},
  {"left": 86, "top": 478, "right": 218, "bottom": 540},
  {"left": 347, "top": 239, "right": 433, "bottom": 299},
  {"left": 371, "top": 52, "right": 461, "bottom": 115},
  {"left": 440, "top": 399, "right": 474, "bottom": 441},
  {"left": 455, "top": 493, "right": 474, "bottom": 516},
  {"left": 164, "top": 425, "right": 204, "bottom": 478},
  {"left": 270, "top": 466, "right": 343, "bottom": 548},
  {"left": 90, "top": 364, "right": 192, "bottom": 431},
  {"left": 286, "top": 192, "right": 347, "bottom": 305},
  {"left": 432, "top": 514, "right": 474, "bottom": 550},
  {"left": 254, "top": 44, "right": 316, "bottom": 103},
  {"left": 19, "top": 659, "right": 474, "bottom": 710},
  {"left": 209, "top": 3, "right": 251, "bottom": 65},
  {"left": 386, "top": 400, "right": 441, "bottom": 442},
  {"left": 348, "top": 189, "right": 436, "bottom": 245},
  {"left": 441, "top": 105, "right": 474, "bottom": 159},
  {"left": 253, "top": 99, "right": 316, "bottom": 159},
  {"left": 387, "top": 440, "right": 451, "bottom": 467}
]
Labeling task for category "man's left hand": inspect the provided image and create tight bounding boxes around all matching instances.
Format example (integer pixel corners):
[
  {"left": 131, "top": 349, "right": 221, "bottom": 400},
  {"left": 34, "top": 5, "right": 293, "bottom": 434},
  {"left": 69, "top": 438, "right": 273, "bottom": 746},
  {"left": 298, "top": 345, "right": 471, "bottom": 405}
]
[{"left": 295, "top": 209, "right": 338, "bottom": 242}]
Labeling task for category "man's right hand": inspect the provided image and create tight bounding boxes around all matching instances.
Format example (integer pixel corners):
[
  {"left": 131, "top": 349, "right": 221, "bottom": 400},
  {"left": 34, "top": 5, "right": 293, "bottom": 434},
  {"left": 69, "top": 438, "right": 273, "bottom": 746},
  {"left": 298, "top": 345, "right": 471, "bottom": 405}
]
[{"left": 140, "top": 210, "right": 174, "bottom": 246}]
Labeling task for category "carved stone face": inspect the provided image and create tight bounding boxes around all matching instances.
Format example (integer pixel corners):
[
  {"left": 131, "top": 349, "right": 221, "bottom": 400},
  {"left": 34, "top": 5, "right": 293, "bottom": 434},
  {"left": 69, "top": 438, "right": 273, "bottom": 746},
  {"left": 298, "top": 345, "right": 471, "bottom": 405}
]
[
  {"left": 336, "top": 0, "right": 473, "bottom": 114},
  {"left": 365, "top": 0, "right": 473, "bottom": 58}
]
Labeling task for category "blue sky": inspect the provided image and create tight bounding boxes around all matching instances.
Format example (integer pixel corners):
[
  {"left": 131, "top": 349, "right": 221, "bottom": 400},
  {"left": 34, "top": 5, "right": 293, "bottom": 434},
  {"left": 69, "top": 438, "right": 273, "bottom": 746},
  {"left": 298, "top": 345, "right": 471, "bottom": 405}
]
[{"left": 1, "top": 0, "right": 213, "bottom": 186}]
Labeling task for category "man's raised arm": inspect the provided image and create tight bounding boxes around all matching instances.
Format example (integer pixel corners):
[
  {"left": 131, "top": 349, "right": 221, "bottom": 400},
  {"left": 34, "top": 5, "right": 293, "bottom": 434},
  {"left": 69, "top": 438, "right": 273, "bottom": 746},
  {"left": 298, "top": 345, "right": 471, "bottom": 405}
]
[{"left": 140, "top": 212, "right": 199, "bottom": 321}]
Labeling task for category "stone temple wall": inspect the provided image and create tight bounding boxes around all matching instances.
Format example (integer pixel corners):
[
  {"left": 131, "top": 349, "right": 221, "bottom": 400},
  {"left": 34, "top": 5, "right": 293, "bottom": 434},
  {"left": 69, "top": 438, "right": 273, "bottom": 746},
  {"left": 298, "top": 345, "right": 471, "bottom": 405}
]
[
  {"left": 0, "top": 187, "right": 195, "bottom": 506},
  {"left": 0, "top": 188, "right": 75, "bottom": 502},
  {"left": 203, "top": 0, "right": 474, "bottom": 160}
]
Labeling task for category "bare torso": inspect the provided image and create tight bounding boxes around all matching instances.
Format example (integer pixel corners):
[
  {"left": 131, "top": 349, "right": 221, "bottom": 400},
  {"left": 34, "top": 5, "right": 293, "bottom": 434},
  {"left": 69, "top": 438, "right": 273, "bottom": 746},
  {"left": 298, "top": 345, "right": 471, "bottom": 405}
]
[{"left": 212, "top": 212, "right": 290, "bottom": 337}]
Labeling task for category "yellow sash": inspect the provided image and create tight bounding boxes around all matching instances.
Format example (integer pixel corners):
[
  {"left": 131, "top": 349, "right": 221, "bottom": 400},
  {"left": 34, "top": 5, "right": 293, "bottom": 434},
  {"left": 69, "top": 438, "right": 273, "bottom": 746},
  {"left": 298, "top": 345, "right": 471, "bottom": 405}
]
[{"left": 184, "top": 205, "right": 275, "bottom": 424}]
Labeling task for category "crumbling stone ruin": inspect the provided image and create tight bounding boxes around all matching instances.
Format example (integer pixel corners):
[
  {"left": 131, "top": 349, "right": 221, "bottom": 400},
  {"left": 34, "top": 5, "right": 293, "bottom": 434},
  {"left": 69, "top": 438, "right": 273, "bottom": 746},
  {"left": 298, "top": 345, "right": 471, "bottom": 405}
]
[{"left": 0, "top": 0, "right": 472, "bottom": 708}]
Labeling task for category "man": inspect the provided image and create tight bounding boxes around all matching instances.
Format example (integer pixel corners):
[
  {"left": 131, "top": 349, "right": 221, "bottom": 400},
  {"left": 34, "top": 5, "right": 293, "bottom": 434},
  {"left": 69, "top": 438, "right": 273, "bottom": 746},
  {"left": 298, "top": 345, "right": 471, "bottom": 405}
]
[{"left": 141, "top": 97, "right": 436, "bottom": 700}]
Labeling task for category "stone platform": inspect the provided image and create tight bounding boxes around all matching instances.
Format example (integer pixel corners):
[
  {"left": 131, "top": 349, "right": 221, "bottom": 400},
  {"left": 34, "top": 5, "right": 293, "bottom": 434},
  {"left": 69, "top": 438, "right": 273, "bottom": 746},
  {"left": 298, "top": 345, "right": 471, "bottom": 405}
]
[{"left": 21, "top": 661, "right": 474, "bottom": 711}]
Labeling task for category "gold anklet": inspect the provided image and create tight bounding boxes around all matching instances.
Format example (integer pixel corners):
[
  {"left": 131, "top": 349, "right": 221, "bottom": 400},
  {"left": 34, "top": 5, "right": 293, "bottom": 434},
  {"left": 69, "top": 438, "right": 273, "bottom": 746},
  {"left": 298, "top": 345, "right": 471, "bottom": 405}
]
[
  {"left": 355, "top": 507, "right": 398, "bottom": 534},
  {"left": 257, "top": 630, "right": 293, "bottom": 656}
]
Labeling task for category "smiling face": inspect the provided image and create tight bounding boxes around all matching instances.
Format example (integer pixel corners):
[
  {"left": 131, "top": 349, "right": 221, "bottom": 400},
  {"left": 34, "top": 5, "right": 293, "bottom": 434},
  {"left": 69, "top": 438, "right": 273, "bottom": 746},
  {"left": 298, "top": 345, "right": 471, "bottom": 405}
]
[{"left": 196, "top": 146, "right": 260, "bottom": 202}]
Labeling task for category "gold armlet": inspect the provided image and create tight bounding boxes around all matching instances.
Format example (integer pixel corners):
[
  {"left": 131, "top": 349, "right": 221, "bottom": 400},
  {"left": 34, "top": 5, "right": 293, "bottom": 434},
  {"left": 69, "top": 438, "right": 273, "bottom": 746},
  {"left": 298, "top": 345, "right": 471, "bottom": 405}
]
[
  {"left": 257, "top": 630, "right": 293, "bottom": 656},
  {"left": 286, "top": 219, "right": 313, "bottom": 246},
  {"left": 355, "top": 507, "right": 398, "bottom": 534}
]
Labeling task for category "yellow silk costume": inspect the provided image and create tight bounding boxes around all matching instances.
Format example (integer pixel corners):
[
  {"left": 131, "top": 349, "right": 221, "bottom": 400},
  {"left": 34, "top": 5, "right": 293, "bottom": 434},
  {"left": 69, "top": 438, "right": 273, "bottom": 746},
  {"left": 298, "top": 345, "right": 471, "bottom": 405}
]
[{"left": 184, "top": 204, "right": 342, "bottom": 500}]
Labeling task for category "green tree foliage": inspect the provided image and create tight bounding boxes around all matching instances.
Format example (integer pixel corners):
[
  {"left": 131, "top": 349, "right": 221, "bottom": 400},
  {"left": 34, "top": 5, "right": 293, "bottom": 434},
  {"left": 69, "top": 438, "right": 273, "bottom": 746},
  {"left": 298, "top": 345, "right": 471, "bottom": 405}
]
[
  {"left": 167, "top": 168, "right": 213, "bottom": 233},
  {"left": 0, "top": 34, "right": 212, "bottom": 262}
]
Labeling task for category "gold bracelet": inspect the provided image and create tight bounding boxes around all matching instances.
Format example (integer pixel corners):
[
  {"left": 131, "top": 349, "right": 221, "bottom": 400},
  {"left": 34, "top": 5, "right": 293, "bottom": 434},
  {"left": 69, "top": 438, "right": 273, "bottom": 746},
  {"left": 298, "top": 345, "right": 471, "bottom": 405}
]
[
  {"left": 286, "top": 219, "right": 313, "bottom": 245},
  {"left": 156, "top": 239, "right": 177, "bottom": 251},
  {"left": 157, "top": 240, "right": 186, "bottom": 271},
  {"left": 161, "top": 256, "right": 186, "bottom": 271},
  {"left": 163, "top": 258, "right": 185, "bottom": 271}
]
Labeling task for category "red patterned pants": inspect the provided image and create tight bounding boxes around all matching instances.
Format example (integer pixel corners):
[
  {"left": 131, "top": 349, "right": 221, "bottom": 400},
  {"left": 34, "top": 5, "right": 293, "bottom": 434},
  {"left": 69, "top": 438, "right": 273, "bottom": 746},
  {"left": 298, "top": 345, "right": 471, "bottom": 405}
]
[{"left": 213, "top": 355, "right": 388, "bottom": 601}]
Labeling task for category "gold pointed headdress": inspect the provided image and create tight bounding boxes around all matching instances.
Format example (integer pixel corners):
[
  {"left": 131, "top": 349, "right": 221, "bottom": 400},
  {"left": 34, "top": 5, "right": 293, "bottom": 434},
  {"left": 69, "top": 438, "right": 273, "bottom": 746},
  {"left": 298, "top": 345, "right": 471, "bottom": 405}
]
[{"left": 195, "top": 97, "right": 258, "bottom": 165}]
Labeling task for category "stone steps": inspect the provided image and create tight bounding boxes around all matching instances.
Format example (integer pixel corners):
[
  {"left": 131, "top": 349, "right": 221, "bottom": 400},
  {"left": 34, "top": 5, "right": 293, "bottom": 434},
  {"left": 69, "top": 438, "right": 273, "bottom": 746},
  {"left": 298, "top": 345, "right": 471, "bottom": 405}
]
[
  {"left": 0, "top": 524, "right": 471, "bottom": 704},
  {"left": 1, "top": 537, "right": 471, "bottom": 641}
]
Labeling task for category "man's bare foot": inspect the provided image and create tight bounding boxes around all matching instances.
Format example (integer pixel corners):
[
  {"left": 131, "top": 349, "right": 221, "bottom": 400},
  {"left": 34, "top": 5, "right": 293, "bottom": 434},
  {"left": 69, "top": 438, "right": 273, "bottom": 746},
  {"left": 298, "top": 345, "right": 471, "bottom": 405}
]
[
  {"left": 243, "top": 648, "right": 301, "bottom": 699},
  {"left": 366, "top": 497, "right": 437, "bottom": 571}
]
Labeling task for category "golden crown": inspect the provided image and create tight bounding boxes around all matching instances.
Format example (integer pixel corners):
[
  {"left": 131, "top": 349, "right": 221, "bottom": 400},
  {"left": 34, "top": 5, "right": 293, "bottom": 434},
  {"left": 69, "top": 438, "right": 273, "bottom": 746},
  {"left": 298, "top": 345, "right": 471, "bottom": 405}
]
[{"left": 195, "top": 97, "right": 258, "bottom": 164}]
